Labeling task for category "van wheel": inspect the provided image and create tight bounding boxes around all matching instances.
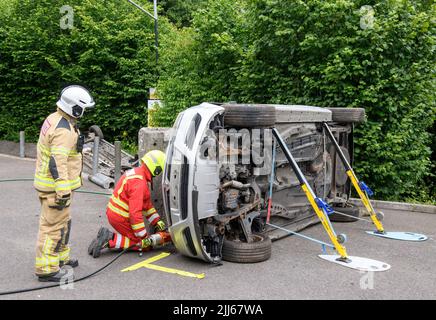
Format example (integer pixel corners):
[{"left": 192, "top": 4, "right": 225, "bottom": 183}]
[
  {"left": 223, "top": 104, "right": 276, "bottom": 128},
  {"left": 89, "top": 125, "right": 104, "bottom": 140},
  {"left": 328, "top": 108, "right": 365, "bottom": 123},
  {"left": 222, "top": 233, "right": 272, "bottom": 263}
]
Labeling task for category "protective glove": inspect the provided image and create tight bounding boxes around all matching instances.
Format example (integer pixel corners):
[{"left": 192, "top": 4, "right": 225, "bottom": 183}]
[
  {"left": 155, "top": 220, "right": 166, "bottom": 232},
  {"left": 54, "top": 193, "right": 71, "bottom": 210},
  {"left": 141, "top": 237, "right": 153, "bottom": 248}
]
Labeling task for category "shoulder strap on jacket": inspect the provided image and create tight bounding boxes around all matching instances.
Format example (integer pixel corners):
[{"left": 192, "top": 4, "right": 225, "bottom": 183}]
[{"left": 56, "top": 117, "right": 71, "bottom": 131}]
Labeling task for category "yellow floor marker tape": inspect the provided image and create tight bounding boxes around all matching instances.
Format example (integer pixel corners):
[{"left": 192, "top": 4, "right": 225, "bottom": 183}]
[
  {"left": 142, "top": 263, "right": 205, "bottom": 279},
  {"left": 121, "top": 252, "right": 170, "bottom": 272},
  {"left": 121, "top": 252, "right": 205, "bottom": 279}
]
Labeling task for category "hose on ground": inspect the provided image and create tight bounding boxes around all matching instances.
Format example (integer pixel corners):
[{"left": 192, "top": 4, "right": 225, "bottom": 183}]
[
  {"left": 0, "top": 177, "right": 119, "bottom": 296},
  {"left": 0, "top": 246, "right": 132, "bottom": 296}
]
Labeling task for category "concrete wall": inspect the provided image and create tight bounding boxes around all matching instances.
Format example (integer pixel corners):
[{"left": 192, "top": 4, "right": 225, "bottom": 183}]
[
  {"left": 137, "top": 127, "right": 172, "bottom": 159},
  {"left": 349, "top": 198, "right": 436, "bottom": 214},
  {"left": 0, "top": 141, "right": 37, "bottom": 158},
  {"left": 138, "top": 127, "right": 172, "bottom": 224}
]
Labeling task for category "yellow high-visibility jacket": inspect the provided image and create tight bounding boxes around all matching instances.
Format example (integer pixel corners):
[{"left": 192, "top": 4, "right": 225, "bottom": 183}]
[{"left": 34, "top": 109, "right": 82, "bottom": 196}]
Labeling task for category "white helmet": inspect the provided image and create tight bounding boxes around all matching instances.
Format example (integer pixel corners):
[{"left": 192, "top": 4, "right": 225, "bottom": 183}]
[{"left": 56, "top": 85, "right": 95, "bottom": 118}]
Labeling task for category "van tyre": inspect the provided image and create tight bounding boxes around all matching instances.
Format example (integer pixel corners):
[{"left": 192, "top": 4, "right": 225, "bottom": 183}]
[
  {"left": 222, "top": 233, "right": 272, "bottom": 263},
  {"left": 328, "top": 108, "right": 365, "bottom": 123},
  {"left": 329, "top": 205, "right": 360, "bottom": 222},
  {"left": 223, "top": 104, "right": 276, "bottom": 128},
  {"left": 89, "top": 125, "right": 104, "bottom": 140}
]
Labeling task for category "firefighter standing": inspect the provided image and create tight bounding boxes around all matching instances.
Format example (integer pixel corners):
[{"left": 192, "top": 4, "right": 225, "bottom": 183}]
[
  {"left": 34, "top": 85, "right": 95, "bottom": 282},
  {"left": 89, "top": 150, "right": 171, "bottom": 257}
]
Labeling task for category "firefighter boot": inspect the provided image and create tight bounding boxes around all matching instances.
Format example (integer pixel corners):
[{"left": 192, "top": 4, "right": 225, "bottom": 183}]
[
  {"left": 88, "top": 238, "right": 97, "bottom": 255},
  {"left": 38, "top": 267, "right": 74, "bottom": 283},
  {"left": 91, "top": 227, "right": 113, "bottom": 258},
  {"left": 60, "top": 258, "right": 79, "bottom": 268}
]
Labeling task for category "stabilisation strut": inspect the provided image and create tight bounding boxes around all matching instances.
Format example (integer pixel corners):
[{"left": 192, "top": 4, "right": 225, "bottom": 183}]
[
  {"left": 322, "top": 123, "right": 384, "bottom": 234},
  {"left": 272, "top": 128, "right": 349, "bottom": 262}
]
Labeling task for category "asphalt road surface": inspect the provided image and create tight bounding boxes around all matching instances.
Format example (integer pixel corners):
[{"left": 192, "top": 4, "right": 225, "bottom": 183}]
[{"left": 0, "top": 155, "right": 435, "bottom": 300}]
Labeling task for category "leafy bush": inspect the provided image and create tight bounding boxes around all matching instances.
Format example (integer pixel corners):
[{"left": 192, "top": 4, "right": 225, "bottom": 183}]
[
  {"left": 1, "top": 0, "right": 434, "bottom": 202},
  {"left": 0, "top": 0, "right": 160, "bottom": 143},
  {"left": 154, "top": 0, "right": 248, "bottom": 126},
  {"left": 241, "top": 0, "right": 435, "bottom": 201},
  {"left": 157, "top": 0, "right": 435, "bottom": 202},
  {"left": 159, "top": 0, "right": 208, "bottom": 27}
]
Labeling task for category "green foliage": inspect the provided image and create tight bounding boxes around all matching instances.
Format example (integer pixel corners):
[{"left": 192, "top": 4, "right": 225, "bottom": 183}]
[
  {"left": 159, "top": 0, "right": 207, "bottom": 27},
  {"left": 0, "top": 0, "right": 160, "bottom": 143},
  {"left": 156, "top": 0, "right": 436, "bottom": 202},
  {"left": 1, "top": 0, "right": 434, "bottom": 203},
  {"left": 241, "top": 0, "right": 435, "bottom": 202},
  {"left": 154, "top": 0, "right": 248, "bottom": 126}
]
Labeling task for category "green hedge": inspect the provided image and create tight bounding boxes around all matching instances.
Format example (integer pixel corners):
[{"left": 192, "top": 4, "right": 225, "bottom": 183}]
[
  {"left": 156, "top": 0, "right": 435, "bottom": 202},
  {"left": 159, "top": 0, "right": 208, "bottom": 27},
  {"left": 1, "top": 0, "right": 434, "bottom": 202},
  {"left": 154, "top": 0, "right": 248, "bottom": 126},
  {"left": 0, "top": 0, "right": 160, "bottom": 143}
]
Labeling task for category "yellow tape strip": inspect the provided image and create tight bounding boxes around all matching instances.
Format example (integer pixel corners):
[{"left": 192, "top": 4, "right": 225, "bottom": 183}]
[
  {"left": 121, "top": 252, "right": 205, "bottom": 279},
  {"left": 121, "top": 252, "right": 170, "bottom": 272},
  {"left": 142, "top": 264, "right": 205, "bottom": 279}
]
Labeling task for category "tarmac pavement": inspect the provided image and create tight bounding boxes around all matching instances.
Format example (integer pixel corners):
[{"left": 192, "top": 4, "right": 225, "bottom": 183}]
[{"left": 0, "top": 155, "right": 435, "bottom": 300}]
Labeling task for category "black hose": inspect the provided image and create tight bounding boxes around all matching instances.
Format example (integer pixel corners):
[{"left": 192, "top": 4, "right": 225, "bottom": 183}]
[
  {"left": 0, "top": 177, "right": 123, "bottom": 296},
  {"left": 0, "top": 246, "right": 132, "bottom": 296}
]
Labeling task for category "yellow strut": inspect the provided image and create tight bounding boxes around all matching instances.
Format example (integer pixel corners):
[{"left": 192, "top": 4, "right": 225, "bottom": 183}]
[
  {"left": 346, "top": 170, "right": 384, "bottom": 233},
  {"left": 301, "top": 184, "right": 348, "bottom": 259}
]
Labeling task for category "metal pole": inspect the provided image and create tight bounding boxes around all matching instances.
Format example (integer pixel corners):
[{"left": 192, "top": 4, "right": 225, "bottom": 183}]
[
  {"left": 114, "top": 141, "right": 122, "bottom": 183},
  {"left": 272, "top": 128, "right": 308, "bottom": 187},
  {"left": 272, "top": 127, "right": 337, "bottom": 232},
  {"left": 92, "top": 136, "right": 100, "bottom": 176},
  {"left": 267, "top": 223, "right": 335, "bottom": 249},
  {"left": 126, "top": 0, "right": 159, "bottom": 65},
  {"left": 19, "top": 131, "right": 25, "bottom": 158},
  {"left": 322, "top": 123, "right": 352, "bottom": 171},
  {"left": 127, "top": 0, "right": 155, "bottom": 19},
  {"left": 153, "top": 0, "right": 159, "bottom": 65},
  {"left": 272, "top": 128, "right": 350, "bottom": 260},
  {"left": 266, "top": 139, "right": 276, "bottom": 224}
]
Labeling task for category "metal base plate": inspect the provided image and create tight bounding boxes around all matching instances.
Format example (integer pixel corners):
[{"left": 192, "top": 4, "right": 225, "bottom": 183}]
[
  {"left": 366, "top": 231, "right": 428, "bottom": 242},
  {"left": 319, "top": 255, "right": 391, "bottom": 272}
]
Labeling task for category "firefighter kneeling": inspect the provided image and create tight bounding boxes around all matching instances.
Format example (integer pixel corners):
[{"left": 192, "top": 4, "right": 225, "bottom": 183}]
[{"left": 89, "top": 150, "right": 171, "bottom": 257}]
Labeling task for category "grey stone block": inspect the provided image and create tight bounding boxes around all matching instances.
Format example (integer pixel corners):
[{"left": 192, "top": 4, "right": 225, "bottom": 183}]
[
  {"left": 138, "top": 127, "right": 172, "bottom": 220},
  {"left": 137, "top": 127, "right": 171, "bottom": 159},
  {"left": 0, "top": 140, "right": 37, "bottom": 158}
]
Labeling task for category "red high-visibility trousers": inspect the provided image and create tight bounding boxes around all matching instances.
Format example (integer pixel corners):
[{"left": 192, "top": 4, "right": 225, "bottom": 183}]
[{"left": 106, "top": 211, "right": 145, "bottom": 251}]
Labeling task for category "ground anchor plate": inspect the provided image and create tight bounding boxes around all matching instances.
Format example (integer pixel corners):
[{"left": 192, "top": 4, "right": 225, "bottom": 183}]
[
  {"left": 318, "top": 255, "right": 391, "bottom": 272},
  {"left": 366, "top": 231, "right": 428, "bottom": 241}
]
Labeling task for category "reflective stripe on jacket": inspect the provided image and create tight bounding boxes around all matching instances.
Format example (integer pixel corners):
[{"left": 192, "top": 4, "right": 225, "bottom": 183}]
[
  {"left": 34, "top": 109, "right": 82, "bottom": 195},
  {"left": 106, "top": 165, "right": 158, "bottom": 238}
]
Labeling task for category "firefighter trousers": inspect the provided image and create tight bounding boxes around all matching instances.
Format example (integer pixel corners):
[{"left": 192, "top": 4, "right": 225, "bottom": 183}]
[
  {"left": 35, "top": 192, "right": 72, "bottom": 276},
  {"left": 107, "top": 212, "right": 146, "bottom": 251},
  {"left": 106, "top": 212, "right": 170, "bottom": 252}
]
